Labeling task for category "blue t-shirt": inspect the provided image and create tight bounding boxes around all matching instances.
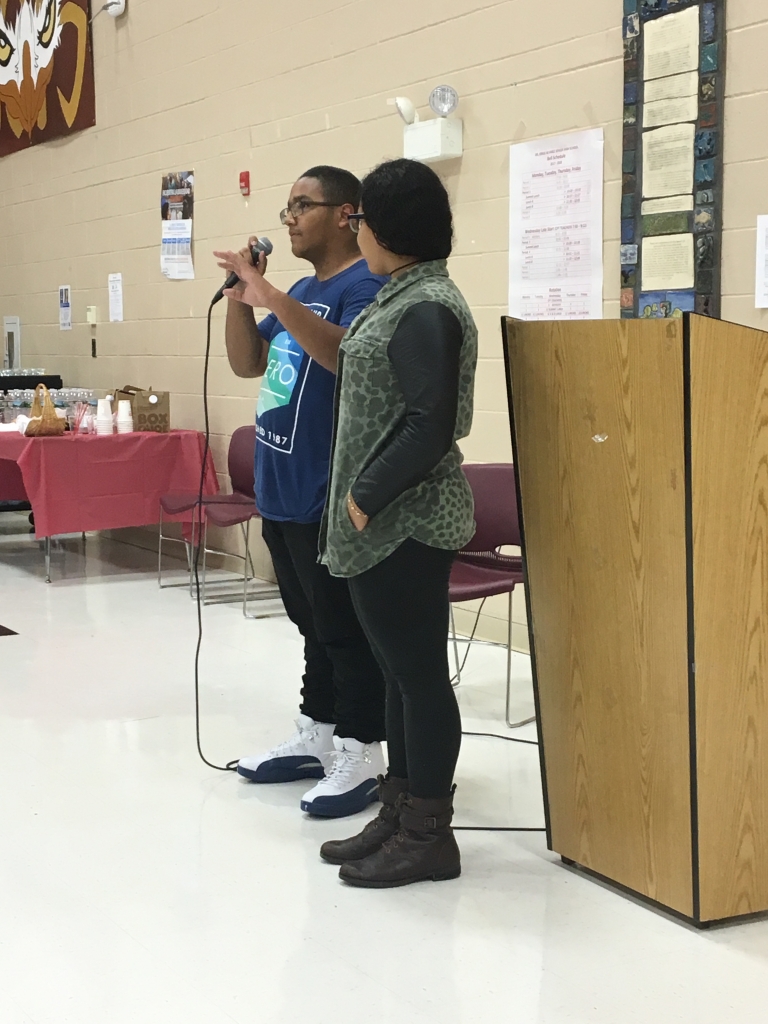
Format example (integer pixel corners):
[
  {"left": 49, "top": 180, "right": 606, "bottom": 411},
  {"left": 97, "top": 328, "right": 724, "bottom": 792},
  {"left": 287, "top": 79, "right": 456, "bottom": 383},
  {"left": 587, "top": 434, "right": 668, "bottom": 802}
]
[{"left": 255, "top": 260, "right": 385, "bottom": 523}]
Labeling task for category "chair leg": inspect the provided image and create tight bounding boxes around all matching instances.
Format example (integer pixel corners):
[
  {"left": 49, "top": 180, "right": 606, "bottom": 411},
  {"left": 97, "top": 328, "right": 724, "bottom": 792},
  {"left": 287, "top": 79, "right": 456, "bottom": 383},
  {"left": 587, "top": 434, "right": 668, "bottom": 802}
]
[
  {"left": 190, "top": 505, "right": 205, "bottom": 600},
  {"left": 241, "top": 520, "right": 257, "bottom": 585},
  {"left": 189, "top": 506, "right": 196, "bottom": 599},
  {"left": 157, "top": 507, "right": 163, "bottom": 588},
  {"left": 242, "top": 520, "right": 251, "bottom": 617},
  {"left": 201, "top": 519, "right": 208, "bottom": 605},
  {"left": 449, "top": 605, "right": 462, "bottom": 687},
  {"left": 506, "top": 589, "right": 535, "bottom": 729},
  {"left": 239, "top": 521, "right": 255, "bottom": 583}
]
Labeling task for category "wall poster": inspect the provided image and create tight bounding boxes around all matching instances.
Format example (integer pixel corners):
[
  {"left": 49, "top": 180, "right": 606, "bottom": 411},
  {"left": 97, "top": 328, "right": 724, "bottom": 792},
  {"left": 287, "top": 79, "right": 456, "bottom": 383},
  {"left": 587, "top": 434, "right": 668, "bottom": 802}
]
[
  {"left": 58, "top": 284, "right": 71, "bottom": 330},
  {"left": 621, "top": 0, "right": 726, "bottom": 320},
  {"left": 160, "top": 171, "right": 195, "bottom": 280},
  {"left": 509, "top": 128, "right": 604, "bottom": 321},
  {"left": 0, "top": 0, "right": 96, "bottom": 158}
]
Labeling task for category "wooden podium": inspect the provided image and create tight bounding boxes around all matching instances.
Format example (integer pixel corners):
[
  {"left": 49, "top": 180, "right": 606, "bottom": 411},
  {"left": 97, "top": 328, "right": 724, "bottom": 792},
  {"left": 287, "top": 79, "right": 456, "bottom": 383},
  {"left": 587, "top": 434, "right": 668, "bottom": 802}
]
[{"left": 502, "top": 314, "right": 768, "bottom": 926}]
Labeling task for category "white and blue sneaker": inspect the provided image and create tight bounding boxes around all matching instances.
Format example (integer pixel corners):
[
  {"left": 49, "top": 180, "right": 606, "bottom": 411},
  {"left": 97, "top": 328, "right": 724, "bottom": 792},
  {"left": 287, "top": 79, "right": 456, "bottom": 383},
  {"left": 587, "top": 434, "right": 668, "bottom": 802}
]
[
  {"left": 236, "top": 715, "right": 335, "bottom": 784},
  {"left": 300, "top": 736, "right": 385, "bottom": 818}
]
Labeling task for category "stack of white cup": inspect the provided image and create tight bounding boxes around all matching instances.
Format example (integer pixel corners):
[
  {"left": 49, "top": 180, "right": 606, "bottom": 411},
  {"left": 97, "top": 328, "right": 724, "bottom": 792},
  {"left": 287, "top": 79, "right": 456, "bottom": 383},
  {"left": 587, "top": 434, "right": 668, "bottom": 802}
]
[
  {"left": 96, "top": 397, "right": 114, "bottom": 435},
  {"left": 116, "top": 400, "right": 134, "bottom": 434}
]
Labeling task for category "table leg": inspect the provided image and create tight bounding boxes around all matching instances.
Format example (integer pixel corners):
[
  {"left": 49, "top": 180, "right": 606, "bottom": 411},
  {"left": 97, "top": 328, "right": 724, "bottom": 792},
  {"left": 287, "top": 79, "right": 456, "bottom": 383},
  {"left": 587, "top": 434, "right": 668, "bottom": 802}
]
[{"left": 45, "top": 536, "right": 51, "bottom": 583}]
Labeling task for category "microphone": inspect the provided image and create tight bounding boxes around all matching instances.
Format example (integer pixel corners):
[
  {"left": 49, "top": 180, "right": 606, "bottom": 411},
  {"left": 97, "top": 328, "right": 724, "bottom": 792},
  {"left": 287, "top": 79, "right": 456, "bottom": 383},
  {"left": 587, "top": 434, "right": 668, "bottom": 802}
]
[{"left": 212, "top": 236, "right": 274, "bottom": 305}]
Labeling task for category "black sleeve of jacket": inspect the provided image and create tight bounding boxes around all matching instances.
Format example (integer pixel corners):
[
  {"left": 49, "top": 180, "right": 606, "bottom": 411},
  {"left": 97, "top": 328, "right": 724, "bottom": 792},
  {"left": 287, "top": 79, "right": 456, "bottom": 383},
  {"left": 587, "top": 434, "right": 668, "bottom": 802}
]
[{"left": 350, "top": 301, "right": 463, "bottom": 519}]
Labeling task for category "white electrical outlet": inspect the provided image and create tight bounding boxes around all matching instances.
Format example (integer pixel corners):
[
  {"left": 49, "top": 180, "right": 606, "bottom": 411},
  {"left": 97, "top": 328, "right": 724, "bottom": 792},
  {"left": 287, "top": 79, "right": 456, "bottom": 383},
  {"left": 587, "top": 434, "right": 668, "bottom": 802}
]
[{"left": 86, "top": 306, "right": 99, "bottom": 325}]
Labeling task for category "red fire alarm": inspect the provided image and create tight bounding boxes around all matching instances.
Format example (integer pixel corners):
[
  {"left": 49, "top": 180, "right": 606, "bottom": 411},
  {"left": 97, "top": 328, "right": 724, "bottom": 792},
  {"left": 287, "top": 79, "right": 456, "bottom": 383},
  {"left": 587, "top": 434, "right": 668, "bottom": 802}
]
[{"left": 239, "top": 171, "right": 250, "bottom": 196}]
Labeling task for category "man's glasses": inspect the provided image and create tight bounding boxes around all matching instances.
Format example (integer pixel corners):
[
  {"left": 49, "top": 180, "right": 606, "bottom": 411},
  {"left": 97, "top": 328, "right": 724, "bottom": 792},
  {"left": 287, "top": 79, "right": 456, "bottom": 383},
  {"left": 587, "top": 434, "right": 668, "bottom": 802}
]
[
  {"left": 347, "top": 213, "right": 365, "bottom": 235},
  {"left": 279, "top": 200, "right": 341, "bottom": 225}
]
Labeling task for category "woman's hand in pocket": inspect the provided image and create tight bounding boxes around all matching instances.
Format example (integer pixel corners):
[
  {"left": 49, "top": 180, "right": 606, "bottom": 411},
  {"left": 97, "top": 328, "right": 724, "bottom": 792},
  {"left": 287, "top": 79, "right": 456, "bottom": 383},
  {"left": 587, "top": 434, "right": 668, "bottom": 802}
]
[{"left": 346, "top": 492, "right": 369, "bottom": 532}]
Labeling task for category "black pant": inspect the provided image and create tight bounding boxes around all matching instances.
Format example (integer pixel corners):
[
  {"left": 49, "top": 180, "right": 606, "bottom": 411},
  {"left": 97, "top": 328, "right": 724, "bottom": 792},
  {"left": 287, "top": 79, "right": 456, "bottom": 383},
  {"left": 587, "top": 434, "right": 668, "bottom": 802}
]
[
  {"left": 348, "top": 539, "right": 461, "bottom": 800},
  {"left": 261, "top": 518, "right": 385, "bottom": 743}
]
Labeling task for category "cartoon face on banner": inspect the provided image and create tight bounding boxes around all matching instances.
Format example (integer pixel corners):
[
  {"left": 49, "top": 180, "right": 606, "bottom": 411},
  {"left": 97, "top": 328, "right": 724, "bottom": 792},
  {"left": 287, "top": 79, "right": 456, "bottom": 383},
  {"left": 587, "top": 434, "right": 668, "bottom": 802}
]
[{"left": 0, "top": 0, "right": 95, "bottom": 158}]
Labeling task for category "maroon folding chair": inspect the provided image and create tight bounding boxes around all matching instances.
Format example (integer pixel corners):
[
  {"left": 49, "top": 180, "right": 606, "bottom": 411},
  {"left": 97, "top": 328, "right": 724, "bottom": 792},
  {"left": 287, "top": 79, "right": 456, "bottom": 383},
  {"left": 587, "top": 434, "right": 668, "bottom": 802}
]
[
  {"left": 158, "top": 425, "right": 277, "bottom": 615},
  {"left": 449, "top": 462, "right": 533, "bottom": 729},
  {"left": 202, "top": 495, "right": 273, "bottom": 618}
]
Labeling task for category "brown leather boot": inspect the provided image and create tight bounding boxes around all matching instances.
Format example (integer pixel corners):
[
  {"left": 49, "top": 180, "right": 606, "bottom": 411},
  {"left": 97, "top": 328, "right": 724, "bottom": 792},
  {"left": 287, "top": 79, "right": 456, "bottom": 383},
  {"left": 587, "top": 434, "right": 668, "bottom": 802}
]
[
  {"left": 338, "top": 788, "right": 461, "bottom": 888},
  {"left": 319, "top": 775, "right": 408, "bottom": 865}
]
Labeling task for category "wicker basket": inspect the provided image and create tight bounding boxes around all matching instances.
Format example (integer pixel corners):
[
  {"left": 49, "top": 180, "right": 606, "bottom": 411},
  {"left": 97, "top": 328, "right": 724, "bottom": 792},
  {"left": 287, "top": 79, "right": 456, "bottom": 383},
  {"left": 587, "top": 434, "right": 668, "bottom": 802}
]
[{"left": 25, "top": 383, "right": 66, "bottom": 437}]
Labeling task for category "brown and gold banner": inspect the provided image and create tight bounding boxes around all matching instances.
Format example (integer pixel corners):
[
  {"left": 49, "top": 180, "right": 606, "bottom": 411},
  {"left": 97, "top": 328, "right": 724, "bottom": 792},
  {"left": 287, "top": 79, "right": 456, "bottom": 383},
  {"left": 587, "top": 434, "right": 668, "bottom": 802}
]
[{"left": 0, "top": 0, "right": 95, "bottom": 158}]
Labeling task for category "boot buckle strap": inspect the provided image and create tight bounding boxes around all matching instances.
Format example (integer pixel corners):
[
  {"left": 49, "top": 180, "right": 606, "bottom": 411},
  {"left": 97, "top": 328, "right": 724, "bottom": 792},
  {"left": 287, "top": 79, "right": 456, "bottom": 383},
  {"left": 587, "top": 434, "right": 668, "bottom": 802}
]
[{"left": 425, "top": 815, "right": 437, "bottom": 829}]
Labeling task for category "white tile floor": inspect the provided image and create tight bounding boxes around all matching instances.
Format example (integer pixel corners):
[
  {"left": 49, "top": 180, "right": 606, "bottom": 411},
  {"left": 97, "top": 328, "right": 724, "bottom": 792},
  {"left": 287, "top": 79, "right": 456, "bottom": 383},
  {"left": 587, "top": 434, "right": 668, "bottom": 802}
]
[{"left": 1, "top": 513, "right": 768, "bottom": 1023}]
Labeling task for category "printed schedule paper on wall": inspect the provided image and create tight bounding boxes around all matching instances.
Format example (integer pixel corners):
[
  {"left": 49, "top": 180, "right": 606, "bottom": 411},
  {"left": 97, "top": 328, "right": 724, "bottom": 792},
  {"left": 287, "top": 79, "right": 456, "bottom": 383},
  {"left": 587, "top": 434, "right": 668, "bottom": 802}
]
[{"left": 509, "top": 128, "right": 604, "bottom": 321}]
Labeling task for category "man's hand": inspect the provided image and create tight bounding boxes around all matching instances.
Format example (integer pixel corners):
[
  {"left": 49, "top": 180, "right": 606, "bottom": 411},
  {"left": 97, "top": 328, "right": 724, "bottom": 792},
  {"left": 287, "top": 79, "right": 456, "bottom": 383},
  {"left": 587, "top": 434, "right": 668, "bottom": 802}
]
[
  {"left": 221, "top": 239, "right": 254, "bottom": 302},
  {"left": 217, "top": 236, "right": 347, "bottom": 374},
  {"left": 214, "top": 239, "right": 274, "bottom": 309},
  {"left": 222, "top": 237, "right": 270, "bottom": 379}
]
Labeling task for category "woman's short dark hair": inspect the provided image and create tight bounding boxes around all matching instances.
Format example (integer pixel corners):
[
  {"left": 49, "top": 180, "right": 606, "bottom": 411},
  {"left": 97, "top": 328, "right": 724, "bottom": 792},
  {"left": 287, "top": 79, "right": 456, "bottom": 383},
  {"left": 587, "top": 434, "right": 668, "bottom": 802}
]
[{"left": 360, "top": 159, "right": 453, "bottom": 261}]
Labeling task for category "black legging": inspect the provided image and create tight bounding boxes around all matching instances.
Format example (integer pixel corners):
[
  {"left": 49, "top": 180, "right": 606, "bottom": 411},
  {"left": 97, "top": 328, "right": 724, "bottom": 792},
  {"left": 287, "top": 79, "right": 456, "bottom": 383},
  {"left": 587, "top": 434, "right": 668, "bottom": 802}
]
[
  {"left": 347, "top": 539, "right": 461, "bottom": 799},
  {"left": 261, "top": 518, "right": 386, "bottom": 742}
]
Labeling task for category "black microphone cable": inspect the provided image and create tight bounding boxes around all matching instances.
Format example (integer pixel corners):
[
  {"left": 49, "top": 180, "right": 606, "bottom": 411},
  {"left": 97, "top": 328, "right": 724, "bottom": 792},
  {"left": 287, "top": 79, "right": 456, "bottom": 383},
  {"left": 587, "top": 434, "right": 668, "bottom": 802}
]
[
  {"left": 453, "top": 731, "right": 545, "bottom": 833},
  {"left": 456, "top": 597, "right": 542, "bottom": 747},
  {"left": 455, "top": 827, "right": 545, "bottom": 833},
  {"left": 192, "top": 299, "right": 238, "bottom": 772},
  {"left": 192, "top": 239, "right": 273, "bottom": 772}
]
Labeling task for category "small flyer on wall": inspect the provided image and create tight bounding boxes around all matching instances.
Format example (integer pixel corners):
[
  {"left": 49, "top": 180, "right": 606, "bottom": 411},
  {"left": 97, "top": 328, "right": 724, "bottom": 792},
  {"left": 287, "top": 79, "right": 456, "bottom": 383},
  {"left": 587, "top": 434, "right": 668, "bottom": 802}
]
[
  {"left": 160, "top": 171, "right": 195, "bottom": 280},
  {"left": 108, "top": 273, "right": 124, "bottom": 323},
  {"left": 59, "top": 286, "right": 72, "bottom": 331}
]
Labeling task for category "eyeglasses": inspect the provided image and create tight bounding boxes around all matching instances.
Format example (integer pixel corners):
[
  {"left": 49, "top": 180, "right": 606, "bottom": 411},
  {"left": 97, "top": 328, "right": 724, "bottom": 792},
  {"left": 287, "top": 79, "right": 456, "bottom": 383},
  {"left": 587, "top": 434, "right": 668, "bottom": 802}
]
[
  {"left": 279, "top": 200, "right": 341, "bottom": 225},
  {"left": 347, "top": 213, "right": 365, "bottom": 235}
]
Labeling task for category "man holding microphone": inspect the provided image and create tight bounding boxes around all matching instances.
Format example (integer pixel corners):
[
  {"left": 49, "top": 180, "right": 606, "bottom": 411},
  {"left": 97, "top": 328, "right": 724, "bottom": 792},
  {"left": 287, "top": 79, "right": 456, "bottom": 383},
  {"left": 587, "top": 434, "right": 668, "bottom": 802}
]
[{"left": 215, "top": 166, "right": 387, "bottom": 819}]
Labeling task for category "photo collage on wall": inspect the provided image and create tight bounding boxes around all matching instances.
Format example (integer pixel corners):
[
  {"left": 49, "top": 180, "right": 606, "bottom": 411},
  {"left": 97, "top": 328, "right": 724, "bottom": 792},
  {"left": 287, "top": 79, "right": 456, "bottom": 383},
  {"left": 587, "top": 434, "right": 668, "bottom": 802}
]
[{"left": 621, "top": 0, "right": 726, "bottom": 320}]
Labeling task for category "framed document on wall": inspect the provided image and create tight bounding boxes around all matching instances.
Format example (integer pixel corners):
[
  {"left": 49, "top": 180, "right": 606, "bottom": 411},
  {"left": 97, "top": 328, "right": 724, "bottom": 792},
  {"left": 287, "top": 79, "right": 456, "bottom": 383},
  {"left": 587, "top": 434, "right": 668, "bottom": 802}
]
[{"left": 620, "top": 1, "right": 726, "bottom": 319}]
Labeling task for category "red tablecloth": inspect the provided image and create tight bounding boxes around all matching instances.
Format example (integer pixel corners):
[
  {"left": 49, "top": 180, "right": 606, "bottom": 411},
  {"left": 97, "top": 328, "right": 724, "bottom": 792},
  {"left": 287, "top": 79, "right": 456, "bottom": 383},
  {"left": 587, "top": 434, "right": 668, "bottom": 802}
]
[{"left": 0, "top": 430, "right": 219, "bottom": 538}]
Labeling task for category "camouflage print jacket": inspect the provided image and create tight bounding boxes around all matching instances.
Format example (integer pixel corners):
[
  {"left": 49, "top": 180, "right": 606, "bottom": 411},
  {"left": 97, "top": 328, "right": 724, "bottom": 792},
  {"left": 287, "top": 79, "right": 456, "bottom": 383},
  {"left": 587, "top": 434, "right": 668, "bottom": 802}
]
[{"left": 320, "top": 259, "right": 477, "bottom": 578}]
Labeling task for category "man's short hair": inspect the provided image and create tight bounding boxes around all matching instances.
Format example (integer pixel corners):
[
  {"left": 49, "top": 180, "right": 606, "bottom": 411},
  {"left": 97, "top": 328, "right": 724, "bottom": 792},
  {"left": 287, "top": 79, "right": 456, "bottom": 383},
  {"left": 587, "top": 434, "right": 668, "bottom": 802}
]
[{"left": 300, "top": 165, "right": 362, "bottom": 209}]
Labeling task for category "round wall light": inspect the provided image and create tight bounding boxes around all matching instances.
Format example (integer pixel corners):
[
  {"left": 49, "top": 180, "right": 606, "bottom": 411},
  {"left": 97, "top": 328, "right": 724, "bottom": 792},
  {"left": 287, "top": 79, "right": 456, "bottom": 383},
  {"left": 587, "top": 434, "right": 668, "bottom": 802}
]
[{"left": 429, "top": 85, "right": 459, "bottom": 117}]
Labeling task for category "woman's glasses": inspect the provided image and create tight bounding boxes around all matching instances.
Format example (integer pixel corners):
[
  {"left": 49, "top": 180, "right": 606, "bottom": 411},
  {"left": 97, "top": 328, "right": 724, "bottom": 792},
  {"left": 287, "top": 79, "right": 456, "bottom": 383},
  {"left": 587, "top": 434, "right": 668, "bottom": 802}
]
[{"left": 347, "top": 213, "right": 365, "bottom": 235}]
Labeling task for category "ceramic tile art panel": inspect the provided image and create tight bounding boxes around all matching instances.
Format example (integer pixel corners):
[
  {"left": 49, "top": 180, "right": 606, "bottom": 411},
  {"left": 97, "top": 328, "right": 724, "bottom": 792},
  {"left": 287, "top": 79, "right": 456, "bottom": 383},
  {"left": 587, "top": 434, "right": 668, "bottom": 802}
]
[{"left": 621, "top": 0, "right": 725, "bottom": 318}]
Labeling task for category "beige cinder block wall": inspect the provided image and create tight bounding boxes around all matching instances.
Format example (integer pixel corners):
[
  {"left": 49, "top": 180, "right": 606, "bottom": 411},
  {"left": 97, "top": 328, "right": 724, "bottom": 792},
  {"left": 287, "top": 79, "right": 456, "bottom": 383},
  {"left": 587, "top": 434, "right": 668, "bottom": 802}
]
[{"left": 1, "top": 1, "right": 766, "bottom": 648}]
